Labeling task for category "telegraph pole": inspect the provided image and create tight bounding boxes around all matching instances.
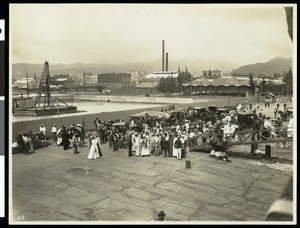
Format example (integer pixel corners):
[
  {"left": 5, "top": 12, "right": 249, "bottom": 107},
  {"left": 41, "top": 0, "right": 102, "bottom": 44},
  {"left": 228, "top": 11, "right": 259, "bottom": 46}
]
[{"left": 26, "top": 72, "right": 29, "bottom": 97}]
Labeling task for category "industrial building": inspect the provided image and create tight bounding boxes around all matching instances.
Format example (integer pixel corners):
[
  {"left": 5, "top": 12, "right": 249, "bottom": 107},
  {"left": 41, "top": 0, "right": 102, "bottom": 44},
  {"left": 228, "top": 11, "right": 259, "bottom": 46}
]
[
  {"left": 135, "top": 71, "right": 179, "bottom": 93},
  {"left": 97, "top": 73, "right": 125, "bottom": 89},
  {"left": 121, "top": 70, "right": 144, "bottom": 89},
  {"left": 182, "top": 74, "right": 286, "bottom": 97},
  {"left": 135, "top": 40, "right": 178, "bottom": 93},
  {"left": 12, "top": 78, "right": 37, "bottom": 89}
]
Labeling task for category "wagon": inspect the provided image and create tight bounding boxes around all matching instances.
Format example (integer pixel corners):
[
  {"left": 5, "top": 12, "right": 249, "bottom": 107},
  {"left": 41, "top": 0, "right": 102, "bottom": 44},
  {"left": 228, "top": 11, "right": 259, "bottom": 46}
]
[
  {"left": 192, "top": 107, "right": 208, "bottom": 113},
  {"left": 112, "top": 122, "right": 128, "bottom": 133},
  {"left": 236, "top": 112, "right": 257, "bottom": 130},
  {"left": 208, "top": 105, "right": 218, "bottom": 113},
  {"left": 167, "top": 110, "right": 186, "bottom": 125}
]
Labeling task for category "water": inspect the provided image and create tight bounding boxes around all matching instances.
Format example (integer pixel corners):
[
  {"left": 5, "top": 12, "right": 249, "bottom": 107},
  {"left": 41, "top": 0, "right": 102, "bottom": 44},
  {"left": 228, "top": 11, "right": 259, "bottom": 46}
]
[{"left": 12, "top": 101, "right": 166, "bottom": 121}]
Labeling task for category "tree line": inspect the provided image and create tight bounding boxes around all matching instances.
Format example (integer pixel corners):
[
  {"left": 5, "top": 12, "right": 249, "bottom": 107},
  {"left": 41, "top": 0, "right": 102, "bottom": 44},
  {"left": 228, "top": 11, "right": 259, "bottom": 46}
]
[
  {"left": 156, "top": 66, "right": 193, "bottom": 96},
  {"left": 248, "top": 68, "right": 293, "bottom": 96}
]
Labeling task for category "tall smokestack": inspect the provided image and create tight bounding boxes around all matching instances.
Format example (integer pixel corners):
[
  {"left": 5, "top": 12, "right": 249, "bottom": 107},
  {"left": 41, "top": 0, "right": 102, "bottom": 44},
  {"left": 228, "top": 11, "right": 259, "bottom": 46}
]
[
  {"left": 166, "top": 52, "right": 168, "bottom": 71},
  {"left": 162, "top": 40, "right": 165, "bottom": 71}
]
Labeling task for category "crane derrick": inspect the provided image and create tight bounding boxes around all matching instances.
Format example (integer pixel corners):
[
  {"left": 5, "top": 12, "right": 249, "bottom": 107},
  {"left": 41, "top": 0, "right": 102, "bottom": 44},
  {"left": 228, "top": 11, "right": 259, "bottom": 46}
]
[{"left": 34, "top": 61, "right": 51, "bottom": 107}]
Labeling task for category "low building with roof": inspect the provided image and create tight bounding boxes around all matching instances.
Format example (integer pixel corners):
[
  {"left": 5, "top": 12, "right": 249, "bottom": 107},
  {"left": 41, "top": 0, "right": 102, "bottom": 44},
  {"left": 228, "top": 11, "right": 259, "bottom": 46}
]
[
  {"left": 49, "top": 77, "right": 76, "bottom": 90},
  {"left": 233, "top": 73, "right": 285, "bottom": 96},
  {"left": 182, "top": 76, "right": 251, "bottom": 97},
  {"left": 182, "top": 74, "right": 285, "bottom": 97},
  {"left": 135, "top": 71, "right": 179, "bottom": 93},
  {"left": 12, "top": 78, "right": 37, "bottom": 89}
]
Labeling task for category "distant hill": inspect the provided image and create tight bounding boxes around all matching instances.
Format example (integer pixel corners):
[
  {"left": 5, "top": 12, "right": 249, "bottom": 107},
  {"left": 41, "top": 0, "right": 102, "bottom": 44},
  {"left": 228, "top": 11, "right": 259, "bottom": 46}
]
[
  {"left": 12, "top": 57, "right": 291, "bottom": 81},
  {"left": 231, "top": 57, "right": 292, "bottom": 76},
  {"left": 11, "top": 61, "right": 161, "bottom": 80},
  {"left": 11, "top": 59, "right": 239, "bottom": 80}
]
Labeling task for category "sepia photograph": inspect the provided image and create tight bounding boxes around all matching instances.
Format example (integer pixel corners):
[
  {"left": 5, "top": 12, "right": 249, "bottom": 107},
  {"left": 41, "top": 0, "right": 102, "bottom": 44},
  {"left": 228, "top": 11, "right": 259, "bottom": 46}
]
[{"left": 9, "top": 3, "right": 296, "bottom": 225}]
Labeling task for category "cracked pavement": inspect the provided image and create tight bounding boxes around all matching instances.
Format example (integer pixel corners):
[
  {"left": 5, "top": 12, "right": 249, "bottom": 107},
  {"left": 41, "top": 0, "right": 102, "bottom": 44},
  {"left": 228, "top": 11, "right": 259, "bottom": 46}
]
[{"left": 11, "top": 138, "right": 293, "bottom": 224}]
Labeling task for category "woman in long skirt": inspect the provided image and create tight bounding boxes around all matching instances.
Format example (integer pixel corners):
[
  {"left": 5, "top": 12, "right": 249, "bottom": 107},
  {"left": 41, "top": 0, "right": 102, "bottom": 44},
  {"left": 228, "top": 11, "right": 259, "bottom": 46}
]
[
  {"left": 132, "top": 133, "right": 140, "bottom": 156},
  {"left": 172, "top": 136, "right": 178, "bottom": 157},
  {"left": 87, "top": 136, "right": 100, "bottom": 160},
  {"left": 140, "top": 135, "right": 151, "bottom": 156}
]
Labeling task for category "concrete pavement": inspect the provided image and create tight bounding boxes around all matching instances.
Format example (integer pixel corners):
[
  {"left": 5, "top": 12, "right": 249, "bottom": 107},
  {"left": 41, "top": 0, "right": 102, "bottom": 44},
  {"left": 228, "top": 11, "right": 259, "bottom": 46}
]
[{"left": 11, "top": 137, "right": 293, "bottom": 224}]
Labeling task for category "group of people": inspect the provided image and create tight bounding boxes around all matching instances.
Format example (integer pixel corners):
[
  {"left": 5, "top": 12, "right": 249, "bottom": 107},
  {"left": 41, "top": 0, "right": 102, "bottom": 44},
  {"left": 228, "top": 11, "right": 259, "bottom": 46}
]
[
  {"left": 110, "top": 99, "right": 292, "bottom": 161},
  {"left": 15, "top": 123, "right": 86, "bottom": 156},
  {"left": 15, "top": 124, "right": 48, "bottom": 155},
  {"left": 15, "top": 97, "right": 293, "bottom": 162},
  {"left": 53, "top": 123, "right": 86, "bottom": 154},
  {"left": 128, "top": 129, "right": 188, "bottom": 160}
]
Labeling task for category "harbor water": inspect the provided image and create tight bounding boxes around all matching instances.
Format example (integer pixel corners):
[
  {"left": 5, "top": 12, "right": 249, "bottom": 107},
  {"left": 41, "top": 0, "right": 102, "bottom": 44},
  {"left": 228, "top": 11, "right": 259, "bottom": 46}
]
[{"left": 12, "top": 100, "right": 166, "bottom": 122}]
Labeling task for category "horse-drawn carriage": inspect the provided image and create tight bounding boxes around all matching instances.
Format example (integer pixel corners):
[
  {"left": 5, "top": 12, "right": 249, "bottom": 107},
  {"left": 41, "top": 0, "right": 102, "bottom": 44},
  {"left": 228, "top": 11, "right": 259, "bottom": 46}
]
[
  {"left": 278, "top": 107, "right": 293, "bottom": 121},
  {"left": 167, "top": 110, "right": 186, "bottom": 126},
  {"left": 236, "top": 111, "right": 257, "bottom": 130},
  {"left": 130, "top": 111, "right": 170, "bottom": 131}
]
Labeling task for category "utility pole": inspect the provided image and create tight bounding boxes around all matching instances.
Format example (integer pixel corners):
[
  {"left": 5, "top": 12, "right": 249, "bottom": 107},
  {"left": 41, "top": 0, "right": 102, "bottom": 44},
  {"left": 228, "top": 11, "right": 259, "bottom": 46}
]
[{"left": 26, "top": 72, "right": 29, "bottom": 97}]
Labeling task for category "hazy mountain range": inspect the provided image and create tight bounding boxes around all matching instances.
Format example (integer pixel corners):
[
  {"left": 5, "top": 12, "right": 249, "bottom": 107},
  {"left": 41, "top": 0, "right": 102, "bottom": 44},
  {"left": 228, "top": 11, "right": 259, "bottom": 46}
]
[
  {"left": 12, "top": 57, "right": 292, "bottom": 80},
  {"left": 231, "top": 57, "right": 292, "bottom": 76}
]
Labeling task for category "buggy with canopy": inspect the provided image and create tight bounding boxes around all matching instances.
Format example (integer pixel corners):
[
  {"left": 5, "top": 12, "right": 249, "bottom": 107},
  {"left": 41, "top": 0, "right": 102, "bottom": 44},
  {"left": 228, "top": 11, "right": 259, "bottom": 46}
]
[{"left": 130, "top": 111, "right": 170, "bottom": 131}]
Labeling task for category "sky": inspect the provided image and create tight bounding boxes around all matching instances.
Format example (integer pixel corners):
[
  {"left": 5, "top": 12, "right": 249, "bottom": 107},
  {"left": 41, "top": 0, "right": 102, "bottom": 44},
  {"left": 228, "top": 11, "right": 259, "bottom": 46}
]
[{"left": 10, "top": 4, "right": 295, "bottom": 66}]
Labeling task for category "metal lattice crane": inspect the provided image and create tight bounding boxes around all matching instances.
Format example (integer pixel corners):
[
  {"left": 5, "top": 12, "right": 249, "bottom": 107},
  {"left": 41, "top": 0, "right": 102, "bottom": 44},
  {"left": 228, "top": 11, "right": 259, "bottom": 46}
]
[{"left": 34, "top": 61, "right": 51, "bottom": 107}]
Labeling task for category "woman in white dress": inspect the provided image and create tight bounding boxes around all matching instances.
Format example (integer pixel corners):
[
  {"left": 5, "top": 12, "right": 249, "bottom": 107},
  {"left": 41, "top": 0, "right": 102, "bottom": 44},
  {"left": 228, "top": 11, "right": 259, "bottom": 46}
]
[
  {"left": 172, "top": 135, "right": 179, "bottom": 157},
  {"left": 132, "top": 133, "right": 140, "bottom": 156},
  {"left": 140, "top": 134, "right": 151, "bottom": 156},
  {"left": 87, "top": 136, "right": 100, "bottom": 160}
]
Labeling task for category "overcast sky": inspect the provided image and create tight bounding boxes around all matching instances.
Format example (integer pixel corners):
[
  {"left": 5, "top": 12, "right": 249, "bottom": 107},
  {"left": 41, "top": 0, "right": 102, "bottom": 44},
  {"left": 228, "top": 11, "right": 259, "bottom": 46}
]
[{"left": 10, "top": 4, "right": 294, "bottom": 66}]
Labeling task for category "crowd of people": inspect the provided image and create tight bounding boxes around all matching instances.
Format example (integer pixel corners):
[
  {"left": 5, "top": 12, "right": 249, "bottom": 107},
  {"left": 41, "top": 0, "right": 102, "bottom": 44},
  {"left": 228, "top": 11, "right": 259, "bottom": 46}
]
[
  {"left": 14, "top": 98, "right": 293, "bottom": 161},
  {"left": 88, "top": 98, "right": 293, "bottom": 161}
]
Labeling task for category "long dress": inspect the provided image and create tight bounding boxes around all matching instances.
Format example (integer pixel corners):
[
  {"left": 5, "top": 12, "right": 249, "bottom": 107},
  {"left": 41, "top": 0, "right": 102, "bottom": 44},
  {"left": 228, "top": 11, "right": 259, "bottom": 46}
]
[
  {"left": 133, "top": 136, "right": 140, "bottom": 156},
  {"left": 172, "top": 138, "right": 178, "bottom": 157},
  {"left": 87, "top": 138, "right": 100, "bottom": 160},
  {"left": 61, "top": 130, "right": 70, "bottom": 150},
  {"left": 141, "top": 137, "right": 151, "bottom": 156}
]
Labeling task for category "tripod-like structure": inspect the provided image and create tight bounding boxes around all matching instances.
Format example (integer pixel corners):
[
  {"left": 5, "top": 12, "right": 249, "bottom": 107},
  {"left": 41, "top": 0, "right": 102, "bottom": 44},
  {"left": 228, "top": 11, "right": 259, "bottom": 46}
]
[{"left": 34, "top": 61, "right": 51, "bottom": 107}]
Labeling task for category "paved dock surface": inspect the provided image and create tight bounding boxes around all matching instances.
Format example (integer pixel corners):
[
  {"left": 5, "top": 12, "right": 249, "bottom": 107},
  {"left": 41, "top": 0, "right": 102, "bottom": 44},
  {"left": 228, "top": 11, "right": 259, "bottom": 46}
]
[{"left": 11, "top": 139, "right": 293, "bottom": 224}]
